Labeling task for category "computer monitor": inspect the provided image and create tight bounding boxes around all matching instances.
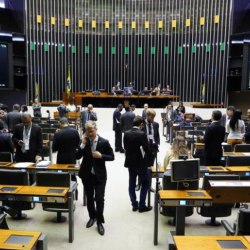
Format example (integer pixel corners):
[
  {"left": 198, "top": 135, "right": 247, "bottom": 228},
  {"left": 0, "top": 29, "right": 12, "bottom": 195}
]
[{"left": 171, "top": 159, "right": 200, "bottom": 182}]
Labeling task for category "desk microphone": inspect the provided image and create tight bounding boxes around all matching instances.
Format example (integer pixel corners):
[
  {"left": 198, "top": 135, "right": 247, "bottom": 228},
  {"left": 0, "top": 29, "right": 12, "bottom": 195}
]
[{"left": 46, "top": 110, "right": 50, "bottom": 114}]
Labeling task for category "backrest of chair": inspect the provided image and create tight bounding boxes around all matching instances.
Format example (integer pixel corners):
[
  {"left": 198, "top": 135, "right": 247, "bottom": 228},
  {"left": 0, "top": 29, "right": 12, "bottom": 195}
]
[
  {"left": 234, "top": 144, "right": 250, "bottom": 153},
  {"left": 188, "top": 130, "right": 204, "bottom": 136},
  {"left": 202, "top": 174, "right": 240, "bottom": 190},
  {"left": 0, "top": 169, "right": 29, "bottom": 185},
  {"left": 197, "top": 126, "right": 207, "bottom": 131},
  {"left": 227, "top": 156, "right": 250, "bottom": 166},
  {"left": 0, "top": 152, "right": 13, "bottom": 162},
  {"left": 180, "top": 126, "right": 193, "bottom": 131},
  {"left": 222, "top": 144, "right": 233, "bottom": 152},
  {"left": 36, "top": 172, "right": 70, "bottom": 187},
  {"left": 238, "top": 208, "right": 250, "bottom": 235}
]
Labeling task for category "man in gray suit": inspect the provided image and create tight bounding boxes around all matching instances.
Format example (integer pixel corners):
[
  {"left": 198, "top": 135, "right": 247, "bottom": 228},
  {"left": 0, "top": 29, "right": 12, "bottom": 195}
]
[
  {"left": 120, "top": 105, "right": 135, "bottom": 133},
  {"left": 220, "top": 106, "right": 235, "bottom": 127},
  {"left": 165, "top": 104, "right": 176, "bottom": 143},
  {"left": 6, "top": 104, "right": 22, "bottom": 133},
  {"left": 81, "top": 104, "right": 98, "bottom": 132}
]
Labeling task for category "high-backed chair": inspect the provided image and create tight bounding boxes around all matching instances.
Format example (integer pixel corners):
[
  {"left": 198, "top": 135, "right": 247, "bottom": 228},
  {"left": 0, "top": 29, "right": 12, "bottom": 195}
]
[
  {"left": 221, "top": 208, "right": 250, "bottom": 235},
  {"left": 222, "top": 144, "right": 233, "bottom": 152},
  {"left": 0, "top": 152, "right": 13, "bottom": 162},
  {"left": 0, "top": 169, "right": 35, "bottom": 219},
  {"left": 36, "top": 172, "right": 76, "bottom": 223},
  {"left": 198, "top": 174, "right": 239, "bottom": 226},
  {"left": 197, "top": 126, "right": 207, "bottom": 131},
  {"left": 234, "top": 144, "right": 250, "bottom": 153},
  {"left": 226, "top": 156, "right": 250, "bottom": 166},
  {"left": 162, "top": 171, "right": 199, "bottom": 225}
]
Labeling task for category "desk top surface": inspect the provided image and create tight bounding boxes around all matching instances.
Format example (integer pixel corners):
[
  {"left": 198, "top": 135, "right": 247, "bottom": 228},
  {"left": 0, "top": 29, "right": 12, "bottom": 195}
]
[
  {"left": 227, "top": 166, "right": 250, "bottom": 172},
  {"left": 244, "top": 236, "right": 250, "bottom": 244},
  {"left": 159, "top": 190, "right": 212, "bottom": 200},
  {"left": 206, "top": 166, "right": 229, "bottom": 172},
  {"left": 0, "top": 229, "right": 41, "bottom": 250},
  {"left": 151, "top": 166, "right": 165, "bottom": 173},
  {"left": 173, "top": 236, "right": 250, "bottom": 250},
  {"left": 0, "top": 163, "right": 79, "bottom": 172},
  {"left": 0, "top": 185, "right": 69, "bottom": 197}
]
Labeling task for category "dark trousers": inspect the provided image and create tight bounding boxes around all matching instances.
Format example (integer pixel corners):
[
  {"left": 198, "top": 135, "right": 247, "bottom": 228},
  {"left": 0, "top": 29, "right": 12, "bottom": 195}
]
[
  {"left": 82, "top": 174, "right": 106, "bottom": 223},
  {"left": 114, "top": 130, "right": 122, "bottom": 150},
  {"left": 128, "top": 167, "right": 149, "bottom": 208}
]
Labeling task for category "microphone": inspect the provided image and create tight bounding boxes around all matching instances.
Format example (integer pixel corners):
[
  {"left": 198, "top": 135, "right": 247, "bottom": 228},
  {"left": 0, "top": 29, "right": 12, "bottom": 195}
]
[{"left": 46, "top": 110, "right": 50, "bottom": 114}]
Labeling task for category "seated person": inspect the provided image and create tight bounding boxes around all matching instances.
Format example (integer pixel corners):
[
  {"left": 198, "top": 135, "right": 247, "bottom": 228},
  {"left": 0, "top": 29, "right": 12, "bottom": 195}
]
[
  {"left": 163, "top": 136, "right": 192, "bottom": 170},
  {"left": 0, "top": 120, "right": 14, "bottom": 153},
  {"left": 32, "top": 99, "right": 42, "bottom": 118},
  {"left": 175, "top": 111, "right": 184, "bottom": 123},
  {"left": 245, "top": 123, "right": 250, "bottom": 143},
  {"left": 162, "top": 84, "right": 173, "bottom": 95},
  {"left": 115, "top": 81, "right": 121, "bottom": 90},
  {"left": 57, "top": 104, "right": 70, "bottom": 119},
  {"left": 111, "top": 86, "right": 117, "bottom": 96},
  {"left": 176, "top": 102, "right": 185, "bottom": 114}
]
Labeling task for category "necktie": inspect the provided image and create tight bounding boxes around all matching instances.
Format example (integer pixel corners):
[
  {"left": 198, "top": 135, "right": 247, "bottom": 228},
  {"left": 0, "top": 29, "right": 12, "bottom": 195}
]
[
  {"left": 87, "top": 112, "right": 90, "bottom": 121},
  {"left": 90, "top": 140, "right": 95, "bottom": 175},
  {"left": 148, "top": 123, "right": 153, "bottom": 146}
]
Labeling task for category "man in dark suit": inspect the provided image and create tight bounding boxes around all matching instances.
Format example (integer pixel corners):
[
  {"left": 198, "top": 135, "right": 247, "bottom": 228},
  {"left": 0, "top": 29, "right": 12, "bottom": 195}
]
[
  {"left": 6, "top": 104, "right": 22, "bottom": 133},
  {"left": 220, "top": 106, "right": 235, "bottom": 127},
  {"left": 76, "top": 121, "right": 114, "bottom": 236},
  {"left": 80, "top": 104, "right": 98, "bottom": 132},
  {"left": 52, "top": 118, "right": 80, "bottom": 164},
  {"left": 113, "top": 104, "right": 124, "bottom": 153},
  {"left": 204, "top": 110, "right": 225, "bottom": 165},
  {"left": 123, "top": 116, "right": 152, "bottom": 213},
  {"left": 0, "top": 120, "right": 14, "bottom": 153},
  {"left": 120, "top": 105, "right": 135, "bottom": 133},
  {"left": 142, "top": 103, "right": 148, "bottom": 120},
  {"left": 12, "top": 113, "right": 42, "bottom": 163}
]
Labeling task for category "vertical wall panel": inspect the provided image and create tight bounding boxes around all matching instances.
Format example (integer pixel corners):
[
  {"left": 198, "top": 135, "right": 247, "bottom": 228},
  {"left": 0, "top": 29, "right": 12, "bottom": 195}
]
[{"left": 26, "top": 0, "right": 232, "bottom": 104}]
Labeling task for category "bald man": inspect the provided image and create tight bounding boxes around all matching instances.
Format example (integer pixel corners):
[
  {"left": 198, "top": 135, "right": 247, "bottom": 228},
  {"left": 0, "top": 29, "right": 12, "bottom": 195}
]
[{"left": 12, "top": 112, "right": 42, "bottom": 163}]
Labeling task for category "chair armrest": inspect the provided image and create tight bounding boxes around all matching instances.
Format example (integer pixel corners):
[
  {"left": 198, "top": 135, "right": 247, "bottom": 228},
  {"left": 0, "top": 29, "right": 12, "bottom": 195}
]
[{"left": 221, "top": 220, "right": 235, "bottom": 236}]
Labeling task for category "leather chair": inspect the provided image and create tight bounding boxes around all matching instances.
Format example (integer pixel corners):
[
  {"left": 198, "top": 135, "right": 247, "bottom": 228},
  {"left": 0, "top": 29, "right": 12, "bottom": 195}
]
[
  {"left": 221, "top": 208, "right": 250, "bottom": 235},
  {"left": 162, "top": 171, "right": 199, "bottom": 225},
  {"left": 222, "top": 144, "right": 233, "bottom": 152},
  {"left": 0, "top": 152, "right": 13, "bottom": 162},
  {"left": 234, "top": 144, "right": 250, "bottom": 152},
  {"left": 0, "top": 169, "right": 35, "bottom": 219},
  {"left": 226, "top": 156, "right": 250, "bottom": 166},
  {"left": 36, "top": 171, "right": 77, "bottom": 223},
  {"left": 198, "top": 174, "right": 239, "bottom": 226}
]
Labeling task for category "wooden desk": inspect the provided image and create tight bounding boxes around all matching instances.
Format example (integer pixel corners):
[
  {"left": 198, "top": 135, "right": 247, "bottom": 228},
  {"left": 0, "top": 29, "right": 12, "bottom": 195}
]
[
  {"left": 0, "top": 229, "right": 42, "bottom": 250},
  {"left": 0, "top": 185, "right": 75, "bottom": 243},
  {"left": 173, "top": 236, "right": 250, "bottom": 250},
  {"left": 0, "top": 162, "right": 11, "bottom": 167},
  {"left": 54, "top": 112, "right": 80, "bottom": 119},
  {"left": 226, "top": 166, "right": 250, "bottom": 177},
  {"left": 194, "top": 142, "right": 205, "bottom": 150},
  {"left": 208, "top": 180, "right": 250, "bottom": 203},
  {"left": 154, "top": 190, "right": 212, "bottom": 245},
  {"left": 244, "top": 236, "right": 250, "bottom": 244},
  {"left": 206, "top": 166, "right": 229, "bottom": 173},
  {"left": 191, "top": 103, "right": 224, "bottom": 108}
]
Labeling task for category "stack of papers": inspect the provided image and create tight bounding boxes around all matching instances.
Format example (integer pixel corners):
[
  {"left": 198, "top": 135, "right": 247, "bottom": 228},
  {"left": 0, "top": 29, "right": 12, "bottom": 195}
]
[{"left": 36, "top": 161, "right": 51, "bottom": 168}]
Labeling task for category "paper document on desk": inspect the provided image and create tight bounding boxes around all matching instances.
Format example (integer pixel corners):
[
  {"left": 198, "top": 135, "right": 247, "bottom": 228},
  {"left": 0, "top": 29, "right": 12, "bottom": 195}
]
[
  {"left": 13, "top": 162, "right": 34, "bottom": 168},
  {"left": 140, "top": 146, "right": 145, "bottom": 158},
  {"left": 242, "top": 153, "right": 250, "bottom": 156},
  {"left": 36, "top": 161, "right": 51, "bottom": 168}
]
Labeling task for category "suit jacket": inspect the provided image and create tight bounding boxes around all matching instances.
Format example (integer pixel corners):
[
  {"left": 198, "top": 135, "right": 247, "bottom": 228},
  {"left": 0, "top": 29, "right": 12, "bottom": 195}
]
[
  {"left": 123, "top": 128, "right": 151, "bottom": 170},
  {"left": 52, "top": 126, "right": 80, "bottom": 164},
  {"left": 6, "top": 111, "right": 22, "bottom": 132},
  {"left": 142, "top": 121, "right": 160, "bottom": 146},
  {"left": 80, "top": 110, "right": 98, "bottom": 127},
  {"left": 12, "top": 123, "right": 42, "bottom": 162},
  {"left": 220, "top": 114, "right": 227, "bottom": 127},
  {"left": 164, "top": 109, "right": 176, "bottom": 122},
  {"left": 204, "top": 121, "right": 225, "bottom": 161},
  {"left": 76, "top": 136, "right": 114, "bottom": 182},
  {"left": 0, "top": 132, "right": 14, "bottom": 153},
  {"left": 120, "top": 111, "right": 135, "bottom": 133},
  {"left": 113, "top": 109, "right": 122, "bottom": 131},
  {"left": 142, "top": 110, "right": 147, "bottom": 120}
]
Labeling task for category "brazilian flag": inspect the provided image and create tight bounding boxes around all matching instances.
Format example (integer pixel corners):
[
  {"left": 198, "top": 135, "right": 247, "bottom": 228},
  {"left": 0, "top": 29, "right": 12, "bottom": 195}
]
[{"left": 66, "top": 64, "right": 71, "bottom": 99}]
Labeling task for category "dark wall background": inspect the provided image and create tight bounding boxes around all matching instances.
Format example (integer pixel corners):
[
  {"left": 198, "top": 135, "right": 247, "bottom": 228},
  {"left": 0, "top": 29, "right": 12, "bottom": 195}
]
[{"left": 26, "top": 0, "right": 232, "bottom": 104}]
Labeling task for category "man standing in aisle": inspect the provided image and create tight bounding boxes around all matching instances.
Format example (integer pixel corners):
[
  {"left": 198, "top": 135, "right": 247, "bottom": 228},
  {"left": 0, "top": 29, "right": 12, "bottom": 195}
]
[
  {"left": 77, "top": 121, "right": 114, "bottom": 236},
  {"left": 113, "top": 104, "right": 124, "bottom": 153},
  {"left": 12, "top": 112, "right": 42, "bottom": 163},
  {"left": 120, "top": 105, "right": 135, "bottom": 133},
  {"left": 6, "top": 104, "right": 22, "bottom": 133},
  {"left": 204, "top": 110, "right": 225, "bottom": 165},
  {"left": 124, "top": 116, "right": 152, "bottom": 212},
  {"left": 80, "top": 104, "right": 98, "bottom": 132}
]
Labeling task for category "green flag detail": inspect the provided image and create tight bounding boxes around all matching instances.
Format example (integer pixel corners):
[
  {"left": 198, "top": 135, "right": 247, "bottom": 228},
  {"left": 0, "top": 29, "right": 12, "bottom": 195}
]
[
  {"left": 151, "top": 47, "right": 156, "bottom": 55},
  {"left": 72, "top": 46, "right": 76, "bottom": 54},
  {"left": 44, "top": 43, "right": 49, "bottom": 52},
  {"left": 98, "top": 46, "right": 103, "bottom": 55},
  {"left": 164, "top": 47, "right": 169, "bottom": 55},
  {"left": 138, "top": 47, "right": 142, "bottom": 55},
  {"left": 30, "top": 42, "right": 35, "bottom": 51},
  {"left": 178, "top": 47, "right": 182, "bottom": 55},
  {"left": 111, "top": 47, "right": 116, "bottom": 55},
  {"left": 85, "top": 46, "right": 89, "bottom": 54},
  {"left": 125, "top": 47, "right": 129, "bottom": 55}
]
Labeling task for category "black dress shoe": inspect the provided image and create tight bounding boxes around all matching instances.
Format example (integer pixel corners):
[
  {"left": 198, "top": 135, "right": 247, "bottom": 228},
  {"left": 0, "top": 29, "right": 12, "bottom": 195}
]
[
  {"left": 132, "top": 207, "right": 138, "bottom": 212},
  {"left": 97, "top": 222, "right": 105, "bottom": 235},
  {"left": 139, "top": 206, "right": 152, "bottom": 213},
  {"left": 86, "top": 218, "right": 96, "bottom": 228}
]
